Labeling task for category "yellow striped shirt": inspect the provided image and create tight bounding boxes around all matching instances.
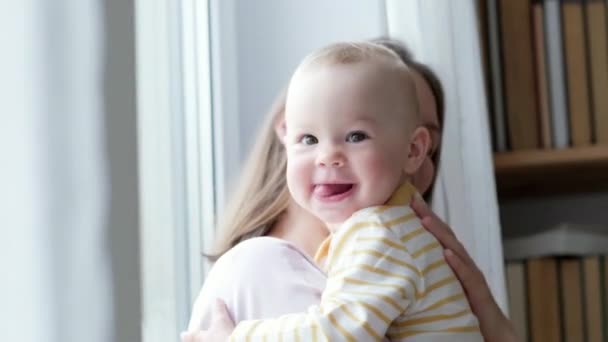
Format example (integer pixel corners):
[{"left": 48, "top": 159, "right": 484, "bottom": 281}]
[{"left": 230, "top": 182, "right": 482, "bottom": 341}]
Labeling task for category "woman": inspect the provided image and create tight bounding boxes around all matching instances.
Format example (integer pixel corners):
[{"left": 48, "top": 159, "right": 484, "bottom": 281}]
[{"left": 183, "top": 39, "right": 517, "bottom": 342}]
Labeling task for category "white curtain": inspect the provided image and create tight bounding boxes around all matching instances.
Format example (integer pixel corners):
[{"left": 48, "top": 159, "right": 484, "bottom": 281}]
[
  {"left": 0, "top": 1, "right": 113, "bottom": 341},
  {"left": 385, "top": 0, "right": 507, "bottom": 311}
]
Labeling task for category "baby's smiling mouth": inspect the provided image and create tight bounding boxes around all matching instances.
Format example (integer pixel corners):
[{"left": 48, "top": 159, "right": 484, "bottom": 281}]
[{"left": 313, "top": 183, "right": 354, "bottom": 198}]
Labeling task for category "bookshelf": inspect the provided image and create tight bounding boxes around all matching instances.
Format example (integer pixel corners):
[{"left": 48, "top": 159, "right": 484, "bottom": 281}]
[
  {"left": 494, "top": 145, "right": 608, "bottom": 197},
  {"left": 477, "top": 0, "right": 608, "bottom": 340}
]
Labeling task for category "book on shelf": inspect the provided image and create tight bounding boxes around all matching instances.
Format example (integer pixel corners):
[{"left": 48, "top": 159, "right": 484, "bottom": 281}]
[
  {"left": 562, "top": 0, "right": 592, "bottom": 146},
  {"left": 604, "top": 258, "right": 608, "bottom": 340},
  {"left": 532, "top": 1, "right": 552, "bottom": 148},
  {"left": 485, "top": 0, "right": 508, "bottom": 151},
  {"left": 583, "top": 256, "right": 604, "bottom": 342},
  {"left": 481, "top": 0, "right": 608, "bottom": 152},
  {"left": 505, "top": 262, "right": 528, "bottom": 341},
  {"left": 527, "top": 257, "right": 562, "bottom": 342},
  {"left": 499, "top": 0, "right": 540, "bottom": 150},
  {"left": 503, "top": 223, "right": 608, "bottom": 342},
  {"left": 559, "top": 258, "right": 584, "bottom": 342},
  {"left": 585, "top": 0, "right": 608, "bottom": 144},
  {"left": 544, "top": 0, "right": 570, "bottom": 149}
]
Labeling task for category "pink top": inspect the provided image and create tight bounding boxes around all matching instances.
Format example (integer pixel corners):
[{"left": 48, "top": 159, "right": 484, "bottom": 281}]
[{"left": 187, "top": 237, "right": 327, "bottom": 331}]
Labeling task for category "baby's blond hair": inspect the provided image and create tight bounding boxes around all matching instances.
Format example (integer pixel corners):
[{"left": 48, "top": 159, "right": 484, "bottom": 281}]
[{"left": 290, "top": 41, "right": 421, "bottom": 127}]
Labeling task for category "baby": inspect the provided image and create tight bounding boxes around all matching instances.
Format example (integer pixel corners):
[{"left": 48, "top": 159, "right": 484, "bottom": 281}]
[{"left": 224, "top": 42, "right": 482, "bottom": 341}]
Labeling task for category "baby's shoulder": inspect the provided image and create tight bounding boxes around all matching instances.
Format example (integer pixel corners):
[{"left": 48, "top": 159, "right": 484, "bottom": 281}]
[{"left": 348, "top": 204, "right": 417, "bottom": 226}]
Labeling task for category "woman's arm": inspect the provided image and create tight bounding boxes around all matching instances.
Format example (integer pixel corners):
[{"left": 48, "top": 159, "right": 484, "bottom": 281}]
[{"left": 411, "top": 198, "right": 519, "bottom": 342}]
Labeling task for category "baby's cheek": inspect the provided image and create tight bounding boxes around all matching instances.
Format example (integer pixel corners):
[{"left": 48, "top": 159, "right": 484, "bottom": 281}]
[{"left": 286, "top": 158, "right": 312, "bottom": 199}]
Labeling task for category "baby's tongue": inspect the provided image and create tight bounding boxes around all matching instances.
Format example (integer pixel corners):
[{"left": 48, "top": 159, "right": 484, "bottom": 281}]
[{"left": 314, "top": 184, "right": 352, "bottom": 197}]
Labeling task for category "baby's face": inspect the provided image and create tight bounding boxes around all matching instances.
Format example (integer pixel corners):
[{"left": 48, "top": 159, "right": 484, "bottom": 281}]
[{"left": 284, "top": 62, "right": 419, "bottom": 226}]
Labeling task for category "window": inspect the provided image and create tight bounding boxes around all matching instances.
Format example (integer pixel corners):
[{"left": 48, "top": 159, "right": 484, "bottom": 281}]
[{"left": 135, "top": 0, "right": 214, "bottom": 340}]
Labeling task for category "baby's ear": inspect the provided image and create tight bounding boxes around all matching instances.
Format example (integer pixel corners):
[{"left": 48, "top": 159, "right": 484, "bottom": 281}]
[
  {"left": 403, "top": 126, "right": 431, "bottom": 175},
  {"left": 274, "top": 115, "right": 287, "bottom": 144}
]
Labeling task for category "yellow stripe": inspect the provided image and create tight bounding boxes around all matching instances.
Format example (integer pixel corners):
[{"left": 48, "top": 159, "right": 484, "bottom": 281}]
[
  {"left": 293, "top": 322, "right": 301, "bottom": 342},
  {"left": 419, "top": 293, "right": 466, "bottom": 313},
  {"left": 337, "top": 290, "right": 405, "bottom": 312},
  {"left": 392, "top": 309, "right": 471, "bottom": 328},
  {"left": 344, "top": 277, "right": 407, "bottom": 298},
  {"left": 358, "top": 301, "right": 392, "bottom": 325},
  {"left": 327, "top": 312, "right": 356, "bottom": 342},
  {"left": 331, "top": 264, "right": 418, "bottom": 294},
  {"left": 349, "top": 249, "right": 421, "bottom": 276},
  {"left": 327, "top": 297, "right": 393, "bottom": 326},
  {"left": 339, "top": 305, "right": 383, "bottom": 340},
  {"left": 400, "top": 227, "right": 425, "bottom": 243},
  {"left": 243, "top": 321, "right": 263, "bottom": 341},
  {"left": 372, "top": 205, "right": 393, "bottom": 214},
  {"left": 411, "top": 241, "right": 441, "bottom": 258},
  {"left": 331, "top": 214, "right": 413, "bottom": 261},
  {"left": 330, "top": 221, "right": 386, "bottom": 260},
  {"left": 420, "top": 276, "right": 457, "bottom": 298},
  {"left": 313, "top": 236, "right": 332, "bottom": 263},
  {"left": 309, "top": 316, "right": 331, "bottom": 341},
  {"left": 385, "top": 212, "right": 417, "bottom": 227},
  {"left": 389, "top": 325, "right": 480, "bottom": 339},
  {"left": 357, "top": 236, "right": 404, "bottom": 250},
  {"left": 422, "top": 259, "right": 447, "bottom": 276}
]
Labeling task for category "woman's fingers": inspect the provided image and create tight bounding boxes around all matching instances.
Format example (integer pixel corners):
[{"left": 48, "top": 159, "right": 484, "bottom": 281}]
[
  {"left": 444, "top": 250, "right": 485, "bottom": 297},
  {"left": 412, "top": 198, "right": 478, "bottom": 268},
  {"left": 444, "top": 249, "right": 519, "bottom": 342},
  {"left": 418, "top": 214, "right": 473, "bottom": 269},
  {"left": 412, "top": 198, "right": 456, "bottom": 240}
]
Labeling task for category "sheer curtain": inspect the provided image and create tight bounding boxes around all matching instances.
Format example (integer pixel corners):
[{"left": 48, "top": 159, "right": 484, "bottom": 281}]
[
  {"left": 1, "top": 0, "right": 113, "bottom": 341},
  {"left": 385, "top": 0, "right": 507, "bottom": 310}
]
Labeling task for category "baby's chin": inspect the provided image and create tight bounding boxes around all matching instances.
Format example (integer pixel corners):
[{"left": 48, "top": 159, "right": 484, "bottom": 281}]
[{"left": 313, "top": 206, "right": 371, "bottom": 232}]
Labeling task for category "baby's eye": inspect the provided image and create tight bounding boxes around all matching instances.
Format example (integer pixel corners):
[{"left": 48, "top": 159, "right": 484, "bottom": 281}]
[
  {"left": 346, "top": 131, "right": 369, "bottom": 143},
  {"left": 299, "top": 134, "right": 318, "bottom": 145}
]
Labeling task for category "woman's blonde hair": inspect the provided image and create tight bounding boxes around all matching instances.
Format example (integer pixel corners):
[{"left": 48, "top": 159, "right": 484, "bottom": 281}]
[
  {"left": 208, "top": 90, "right": 290, "bottom": 261},
  {"left": 209, "top": 39, "right": 445, "bottom": 260}
]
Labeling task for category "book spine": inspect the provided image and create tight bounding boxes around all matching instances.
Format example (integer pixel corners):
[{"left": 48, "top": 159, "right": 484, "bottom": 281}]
[
  {"left": 532, "top": 1, "right": 553, "bottom": 148},
  {"left": 585, "top": 0, "right": 608, "bottom": 144},
  {"left": 562, "top": 0, "right": 593, "bottom": 146},
  {"left": 544, "top": 0, "right": 570, "bottom": 148},
  {"left": 500, "top": 0, "right": 540, "bottom": 150},
  {"left": 487, "top": 0, "right": 508, "bottom": 151}
]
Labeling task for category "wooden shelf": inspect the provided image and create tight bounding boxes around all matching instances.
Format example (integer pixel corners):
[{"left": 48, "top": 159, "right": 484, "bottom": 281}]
[{"left": 494, "top": 145, "right": 608, "bottom": 197}]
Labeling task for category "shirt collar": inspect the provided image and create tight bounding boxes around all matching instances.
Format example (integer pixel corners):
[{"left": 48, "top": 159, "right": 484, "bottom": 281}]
[{"left": 386, "top": 181, "right": 418, "bottom": 206}]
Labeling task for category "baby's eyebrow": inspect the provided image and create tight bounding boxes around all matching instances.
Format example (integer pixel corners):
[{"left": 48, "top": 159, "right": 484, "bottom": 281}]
[{"left": 351, "top": 117, "right": 379, "bottom": 126}]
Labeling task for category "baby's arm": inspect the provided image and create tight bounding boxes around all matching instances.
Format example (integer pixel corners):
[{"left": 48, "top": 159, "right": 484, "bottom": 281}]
[{"left": 229, "top": 215, "right": 420, "bottom": 341}]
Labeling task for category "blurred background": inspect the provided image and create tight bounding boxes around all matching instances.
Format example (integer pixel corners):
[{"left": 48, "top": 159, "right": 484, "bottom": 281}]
[{"left": 3, "top": 0, "right": 607, "bottom": 341}]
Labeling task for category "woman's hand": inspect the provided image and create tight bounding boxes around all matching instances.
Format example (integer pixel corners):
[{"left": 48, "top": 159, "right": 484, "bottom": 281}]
[
  {"left": 181, "top": 299, "right": 235, "bottom": 342},
  {"left": 411, "top": 197, "right": 519, "bottom": 342}
]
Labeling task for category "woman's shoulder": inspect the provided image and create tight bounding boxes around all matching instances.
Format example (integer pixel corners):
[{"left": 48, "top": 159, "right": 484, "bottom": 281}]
[
  {"left": 187, "top": 237, "right": 326, "bottom": 329},
  {"left": 216, "top": 236, "right": 309, "bottom": 268}
]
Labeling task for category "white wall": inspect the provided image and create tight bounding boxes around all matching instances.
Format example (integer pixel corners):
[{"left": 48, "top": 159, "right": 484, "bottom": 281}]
[{"left": 213, "top": 0, "right": 388, "bottom": 203}]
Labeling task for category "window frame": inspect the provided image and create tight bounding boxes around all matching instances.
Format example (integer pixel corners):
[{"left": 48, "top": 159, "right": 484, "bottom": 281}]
[{"left": 135, "top": 0, "right": 214, "bottom": 339}]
